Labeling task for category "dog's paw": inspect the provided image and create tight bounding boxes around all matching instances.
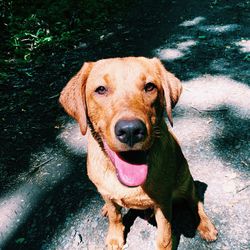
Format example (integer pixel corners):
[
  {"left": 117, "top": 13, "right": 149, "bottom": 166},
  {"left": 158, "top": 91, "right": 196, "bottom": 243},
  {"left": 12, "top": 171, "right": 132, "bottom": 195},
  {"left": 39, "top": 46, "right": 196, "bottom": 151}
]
[
  {"left": 106, "top": 238, "right": 124, "bottom": 250},
  {"left": 198, "top": 220, "right": 218, "bottom": 242},
  {"left": 155, "top": 241, "right": 172, "bottom": 250},
  {"left": 106, "top": 234, "right": 124, "bottom": 250},
  {"left": 106, "top": 224, "right": 124, "bottom": 250}
]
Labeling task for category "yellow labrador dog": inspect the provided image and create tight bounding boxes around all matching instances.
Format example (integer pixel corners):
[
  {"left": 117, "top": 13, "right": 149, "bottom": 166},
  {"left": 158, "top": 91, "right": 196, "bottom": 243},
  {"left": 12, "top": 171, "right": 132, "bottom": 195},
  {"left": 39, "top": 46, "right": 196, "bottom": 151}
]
[{"left": 60, "top": 57, "right": 218, "bottom": 249}]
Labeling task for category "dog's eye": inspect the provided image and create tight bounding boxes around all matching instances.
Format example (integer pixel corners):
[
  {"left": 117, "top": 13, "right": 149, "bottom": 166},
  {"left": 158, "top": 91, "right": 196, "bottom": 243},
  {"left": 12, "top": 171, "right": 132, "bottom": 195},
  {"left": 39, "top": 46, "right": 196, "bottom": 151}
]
[
  {"left": 95, "top": 86, "right": 107, "bottom": 95},
  {"left": 144, "top": 82, "right": 156, "bottom": 92}
]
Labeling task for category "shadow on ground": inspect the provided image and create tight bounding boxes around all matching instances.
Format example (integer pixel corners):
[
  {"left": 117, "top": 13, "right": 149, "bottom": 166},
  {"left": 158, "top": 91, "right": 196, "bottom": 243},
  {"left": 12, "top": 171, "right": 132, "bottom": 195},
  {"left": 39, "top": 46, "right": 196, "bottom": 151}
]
[{"left": 123, "top": 181, "right": 207, "bottom": 249}]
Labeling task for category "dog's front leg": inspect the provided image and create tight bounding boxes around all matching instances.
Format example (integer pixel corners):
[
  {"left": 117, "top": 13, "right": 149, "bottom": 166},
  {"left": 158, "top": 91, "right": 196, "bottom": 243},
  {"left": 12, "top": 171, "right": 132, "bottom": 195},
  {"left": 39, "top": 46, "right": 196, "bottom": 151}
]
[
  {"left": 197, "top": 201, "right": 218, "bottom": 241},
  {"left": 154, "top": 206, "right": 172, "bottom": 250},
  {"left": 103, "top": 199, "right": 124, "bottom": 250}
]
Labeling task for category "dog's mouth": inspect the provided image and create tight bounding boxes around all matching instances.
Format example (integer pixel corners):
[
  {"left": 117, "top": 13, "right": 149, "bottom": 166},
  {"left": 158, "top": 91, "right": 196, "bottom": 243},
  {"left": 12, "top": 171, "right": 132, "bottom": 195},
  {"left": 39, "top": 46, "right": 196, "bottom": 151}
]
[{"left": 104, "top": 142, "right": 148, "bottom": 187}]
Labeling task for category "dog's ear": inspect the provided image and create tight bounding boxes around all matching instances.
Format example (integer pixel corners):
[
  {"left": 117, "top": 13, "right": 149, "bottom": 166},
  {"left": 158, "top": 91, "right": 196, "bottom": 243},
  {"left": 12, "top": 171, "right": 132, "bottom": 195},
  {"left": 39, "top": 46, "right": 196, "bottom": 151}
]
[
  {"left": 152, "top": 58, "right": 182, "bottom": 126},
  {"left": 59, "top": 62, "right": 93, "bottom": 135}
]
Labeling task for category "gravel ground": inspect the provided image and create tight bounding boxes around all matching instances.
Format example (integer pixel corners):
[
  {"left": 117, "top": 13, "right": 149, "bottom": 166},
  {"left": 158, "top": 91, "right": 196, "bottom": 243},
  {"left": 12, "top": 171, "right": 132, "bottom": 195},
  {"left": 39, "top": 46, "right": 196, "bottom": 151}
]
[{"left": 0, "top": 0, "right": 249, "bottom": 249}]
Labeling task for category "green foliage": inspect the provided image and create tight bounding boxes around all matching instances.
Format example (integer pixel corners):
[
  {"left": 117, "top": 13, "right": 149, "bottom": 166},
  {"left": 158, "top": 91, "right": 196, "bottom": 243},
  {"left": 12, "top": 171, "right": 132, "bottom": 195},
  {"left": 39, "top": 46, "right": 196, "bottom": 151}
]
[
  {"left": 10, "top": 14, "right": 53, "bottom": 62},
  {"left": 243, "top": 54, "right": 250, "bottom": 61},
  {"left": 1, "top": 0, "right": 133, "bottom": 81},
  {"left": 15, "top": 237, "right": 26, "bottom": 244}
]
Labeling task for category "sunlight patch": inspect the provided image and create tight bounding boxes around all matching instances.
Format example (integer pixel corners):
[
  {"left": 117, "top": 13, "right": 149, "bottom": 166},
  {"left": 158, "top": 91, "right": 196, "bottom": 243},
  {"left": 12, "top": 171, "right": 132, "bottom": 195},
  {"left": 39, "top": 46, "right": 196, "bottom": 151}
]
[
  {"left": 0, "top": 150, "right": 75, "bottom": 248},
  {"left": 0, "top": 184, "right": 40, "bottom": 246},
  {"left": 58, "top": 122, "right": 87, "bottom": 155},
  {"left": 179, "top": 16, "right": 206, "bottom": 27},
  {"left": 177, "top": 40, "right": 197, "bottom": 51},
  {"left": 155, "top": 40, "right": 197, "bottom": 61},
  {"left": 47, "top": 198, "right": 105, "bottom": 249},
  {"left": 171, "top": 116, "right": 211, "bottom": 147},
  {"left": 157, "top": 48, "right": 184, "bottom": 60},
  {"left": 236, "top": 40, "right": 250, "bottom": 53},
  {"left": 199, "top": 24, "right": 240, "bottom": 33},
  {"left": 179, "top": 75, "right": 250, "bottom": 118}
]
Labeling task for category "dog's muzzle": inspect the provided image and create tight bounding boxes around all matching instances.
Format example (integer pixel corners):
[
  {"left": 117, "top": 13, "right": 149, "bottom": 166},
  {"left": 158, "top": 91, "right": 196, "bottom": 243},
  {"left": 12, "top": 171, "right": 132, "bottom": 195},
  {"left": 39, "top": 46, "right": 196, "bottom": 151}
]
[{"left": 114, "top": 119, "right": 147, "bottom": 147}]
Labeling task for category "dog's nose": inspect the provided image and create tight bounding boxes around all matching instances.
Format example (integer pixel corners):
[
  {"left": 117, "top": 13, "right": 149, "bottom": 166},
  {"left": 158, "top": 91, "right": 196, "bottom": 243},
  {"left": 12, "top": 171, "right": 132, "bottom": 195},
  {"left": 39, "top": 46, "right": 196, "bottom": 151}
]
[{"left": 115, "top": 119, "right": 147, "bottom": 147}]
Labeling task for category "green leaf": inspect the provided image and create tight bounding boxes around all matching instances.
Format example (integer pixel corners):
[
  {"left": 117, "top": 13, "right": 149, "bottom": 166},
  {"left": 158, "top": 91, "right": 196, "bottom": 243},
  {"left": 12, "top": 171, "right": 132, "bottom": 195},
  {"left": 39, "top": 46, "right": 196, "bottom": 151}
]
[
  {"left": 15, "top": 238, "right": 25, "bottom": 244},
  {"left": 243, "top": 54, "right": 250, "bottom": 61},
  {"left": 24, "top": 53, "right": 31, "bottom": 61},
  {"left": 42, "top": 36, "right": 53, "bottom": 42},
  {"left": 25, "top": 72, "right": 33, "bottom": 77}
]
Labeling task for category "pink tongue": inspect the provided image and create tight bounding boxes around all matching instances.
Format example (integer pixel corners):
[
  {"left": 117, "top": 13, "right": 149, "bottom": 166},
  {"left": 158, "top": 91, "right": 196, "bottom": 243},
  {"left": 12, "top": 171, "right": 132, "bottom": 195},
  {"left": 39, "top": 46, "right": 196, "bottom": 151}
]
[{"left": 104, "top": 143, "right": 148, "bottom": 187}]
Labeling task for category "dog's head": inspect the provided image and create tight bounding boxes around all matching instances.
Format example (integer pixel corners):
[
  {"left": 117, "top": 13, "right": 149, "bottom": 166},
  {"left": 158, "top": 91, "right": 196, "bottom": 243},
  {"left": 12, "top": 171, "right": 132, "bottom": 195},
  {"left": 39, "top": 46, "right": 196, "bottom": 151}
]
[{"left": 60, "top": 57, "right": 182, "bottom": 186}]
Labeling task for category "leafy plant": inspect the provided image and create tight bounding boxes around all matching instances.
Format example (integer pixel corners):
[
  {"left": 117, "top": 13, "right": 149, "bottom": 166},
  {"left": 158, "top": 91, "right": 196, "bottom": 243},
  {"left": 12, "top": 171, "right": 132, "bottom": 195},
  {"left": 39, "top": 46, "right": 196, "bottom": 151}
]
[
  {"left": 1, "top": 0, "right": 134, "bottom": 81},
  {"left": 10, "top": 14, "right": 53, "bottom": 62}
]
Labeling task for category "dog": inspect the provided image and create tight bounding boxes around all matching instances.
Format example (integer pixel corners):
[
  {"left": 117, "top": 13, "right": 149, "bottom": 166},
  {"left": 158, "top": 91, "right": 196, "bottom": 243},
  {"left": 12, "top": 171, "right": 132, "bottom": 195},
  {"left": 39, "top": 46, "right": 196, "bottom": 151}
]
[{"left": 59, "top": 57, "right": 218, "bottom": 249}]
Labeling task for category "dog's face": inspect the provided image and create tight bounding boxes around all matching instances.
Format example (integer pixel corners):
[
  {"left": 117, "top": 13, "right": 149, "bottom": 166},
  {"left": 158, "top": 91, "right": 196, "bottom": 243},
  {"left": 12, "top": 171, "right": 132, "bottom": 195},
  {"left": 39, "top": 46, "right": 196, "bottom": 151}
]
[
  {"left": 86, "top": 58, "right": 165, "bottom": 152},
  {"left": 60, "top": 57, "right": 182, "bottom": 186}
]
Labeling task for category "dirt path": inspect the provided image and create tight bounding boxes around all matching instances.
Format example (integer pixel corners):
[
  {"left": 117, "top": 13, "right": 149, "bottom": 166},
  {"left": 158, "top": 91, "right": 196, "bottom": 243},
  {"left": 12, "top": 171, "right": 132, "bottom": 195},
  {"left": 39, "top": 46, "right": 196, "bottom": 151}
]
[{"left": 0, "top": 0, "right": 249, "bottom": 249}]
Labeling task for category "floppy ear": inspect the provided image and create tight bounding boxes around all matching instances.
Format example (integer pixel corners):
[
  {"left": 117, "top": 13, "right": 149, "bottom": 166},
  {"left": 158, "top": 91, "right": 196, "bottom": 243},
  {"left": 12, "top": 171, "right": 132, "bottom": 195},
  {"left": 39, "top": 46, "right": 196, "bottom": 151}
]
[
  {"left": 153, "top": 58, "right": 182, "bottom": 126},
  {"left": 59, "top": 62, "right": 93, "bottom": 135}
]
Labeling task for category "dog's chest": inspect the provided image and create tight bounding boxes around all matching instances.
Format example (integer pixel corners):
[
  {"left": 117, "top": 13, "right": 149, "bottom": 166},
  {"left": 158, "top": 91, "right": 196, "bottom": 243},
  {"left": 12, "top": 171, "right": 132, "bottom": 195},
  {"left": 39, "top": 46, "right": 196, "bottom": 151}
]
[
  {"left": 106, "top": 186, "right": 154, "bottom": 209},
  {"left": 101, "top": 185, "right": 154, "bottom": 209},
  {"left": 90, "top": 167, "right": 154, "bottom": 209},
  {"left": 87, "top": 161, "right": 154, "bottom": 209}
]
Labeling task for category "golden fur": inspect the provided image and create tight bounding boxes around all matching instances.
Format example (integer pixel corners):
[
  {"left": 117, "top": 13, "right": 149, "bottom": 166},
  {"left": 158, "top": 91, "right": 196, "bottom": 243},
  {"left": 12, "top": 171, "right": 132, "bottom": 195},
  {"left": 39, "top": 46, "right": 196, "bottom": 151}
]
[{"left": 60, "top": 57, "right": 217, "bottom": 249}]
